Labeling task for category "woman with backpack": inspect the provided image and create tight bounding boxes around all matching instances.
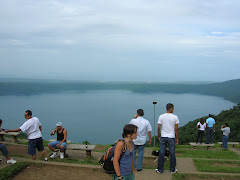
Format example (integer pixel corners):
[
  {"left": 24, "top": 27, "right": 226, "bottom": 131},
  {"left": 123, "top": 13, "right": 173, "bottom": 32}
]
[
  {"left": 113, "top": 124, "right": 138, "bottom": 180},
  {"left": 196, "top": 118, "right": 206, "bottom": 144}
]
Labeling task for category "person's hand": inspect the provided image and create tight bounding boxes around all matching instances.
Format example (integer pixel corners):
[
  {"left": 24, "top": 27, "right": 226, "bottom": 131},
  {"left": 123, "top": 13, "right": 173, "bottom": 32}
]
[
  {"left": 56, "top": 144, "right": 60, "bottom": 148},
  {"left": 175, "top": 139, "right": 178, "bottom": 145},
  {"left": 134, "top": 115, "right": 138, "bottom": 119},
  {"left": 149, "top": 139, "right": 152, "bottom": 145},
  {"left": 158, "top": 137, "right": 161, "bottom": 142},
  {"left": 50, "top": 130, "right": 55, "bottom": 136}
]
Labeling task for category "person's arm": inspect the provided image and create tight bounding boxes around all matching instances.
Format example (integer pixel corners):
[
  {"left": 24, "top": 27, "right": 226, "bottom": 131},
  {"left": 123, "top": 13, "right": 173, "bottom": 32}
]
[
  {"left": 5, "top": 128, "right": 21, "bottom": 133},
  {"left": 50, "top": 128, "right": 57, "bottom": 136},
  {"left": 158, "top": 124, "right": 161, "bottom": 141},
  {"left": 113, "top": 141, "right": 124, "bottom": 180},
  {"left": 132, "top": 156, "right": 135, "bottom": 175},
  {"left": 148, "top": 131, "right": 152, "bottom": 145},
  {"left": 175, "top": 124, "right": 179, "bottom": 145},
  {"left": 39, "top": 125, "right": 42, "bottom": 131}
]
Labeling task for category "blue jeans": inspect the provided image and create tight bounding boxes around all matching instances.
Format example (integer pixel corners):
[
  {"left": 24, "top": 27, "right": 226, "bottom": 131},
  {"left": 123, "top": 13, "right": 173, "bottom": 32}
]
[
  {"left": 48, "top": 141, "right": 67, "bottom": 148},
  {"left": 157, "top": 138, "right": 176, "bottom": 172},
  {"left": 206, "top": 127, "right": 214, "bottom": 144},
  {"left": 0, "top": 144, "right": 9, "bottom": 156},
  {"left": 133, "top": 144, "right": 145, "bottom": 170},
  {"left": 222, "top": 136, "right": 229, "bottom": 149}
]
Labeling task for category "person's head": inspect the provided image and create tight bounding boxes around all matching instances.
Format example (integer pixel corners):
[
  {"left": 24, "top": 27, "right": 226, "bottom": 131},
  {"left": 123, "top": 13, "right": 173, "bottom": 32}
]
[
  {"left": 25, "top": 110, "right": 32, "bottom": 119},
  {"left": 0, "top": 119, "right": 2, "bottom": 126},
  {"left": 200, "top": 118, "right": 204, "bottom": 125},
  {"left": 56, "top": 122, "right": 63, "bottom": 130},
  {"left": 137, "top": 109, "right": 144, "bottom": 116},
  {"left": 209, "top": 114, "right": 212, "bottom": 118},
  {"left": 166, "top": 103, "right": 174, "bottom": 113},
  {"left": 122, "top": 124, "right": 138, "bottom": 140},
  {"left": 224, "top": 123, "right": 228, "bottom": 127}
]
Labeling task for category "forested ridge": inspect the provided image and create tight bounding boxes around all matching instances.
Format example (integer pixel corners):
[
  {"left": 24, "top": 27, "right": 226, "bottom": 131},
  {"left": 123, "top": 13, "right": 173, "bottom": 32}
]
[{"left": 0, "top": 78, "right": 240, "bottom": 103}]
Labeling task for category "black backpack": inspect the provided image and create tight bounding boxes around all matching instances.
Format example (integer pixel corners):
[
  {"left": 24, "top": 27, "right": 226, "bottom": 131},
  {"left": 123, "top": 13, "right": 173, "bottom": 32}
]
[{"left": 99, "top": 139, "right": 126, "bottom": 174}]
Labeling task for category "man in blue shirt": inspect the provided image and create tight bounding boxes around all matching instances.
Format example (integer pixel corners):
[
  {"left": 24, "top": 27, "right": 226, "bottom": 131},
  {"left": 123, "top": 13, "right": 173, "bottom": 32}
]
[{"left": 206, "top": 114, "right": 216, "bottom": 144}]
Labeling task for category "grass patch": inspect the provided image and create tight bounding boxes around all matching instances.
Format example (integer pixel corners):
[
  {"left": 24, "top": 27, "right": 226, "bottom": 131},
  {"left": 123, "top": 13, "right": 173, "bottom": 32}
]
[
  {"left": 0, "top": 161, "right": 30, "bottom": 180},
  {"left": 40, "top": 156, "right": 99, "bottom": 165},
  {"left": 10, "top": 154, "right": 27, "bottom": 158},
  {"left": 194, "top": 159, "right": 240, "bottom": 173},
  {"left": 177, "top": 149, "right": 240, "bottom": 160},
  {"left": 173, "top": 173, "right": 240, "bottom": 180}
]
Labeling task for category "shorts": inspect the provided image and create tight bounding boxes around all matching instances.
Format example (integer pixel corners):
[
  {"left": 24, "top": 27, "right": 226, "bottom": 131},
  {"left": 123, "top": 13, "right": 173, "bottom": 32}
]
[
  {"left": 48, "top": 141, "right": 67, "bottom": 148},
  {"left": 28, "top": 137, "right": 45, "bottom": 155}
]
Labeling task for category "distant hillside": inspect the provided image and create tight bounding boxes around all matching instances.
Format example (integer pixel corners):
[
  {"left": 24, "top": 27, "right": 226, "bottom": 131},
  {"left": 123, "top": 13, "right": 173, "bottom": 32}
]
[
  {"left": 179, "top": 105, "right": 240, "bottom": 144},
  {"left": 0, "top": 78, "right": 240, "bottom": 103}
]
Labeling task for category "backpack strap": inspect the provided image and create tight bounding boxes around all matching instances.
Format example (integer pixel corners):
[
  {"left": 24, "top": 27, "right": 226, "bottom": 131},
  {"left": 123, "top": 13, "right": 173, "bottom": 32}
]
[{"left": 117, "top": 139, "right": 126, "bottom": 156}]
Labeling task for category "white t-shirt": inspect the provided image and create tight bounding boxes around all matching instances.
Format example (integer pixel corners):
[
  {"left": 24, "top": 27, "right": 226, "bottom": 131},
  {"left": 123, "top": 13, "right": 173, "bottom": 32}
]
[
  {"left": 158, "top": 113, "right": 179, "bottom": 138},
  {"left": 20, "top": 117, "right": 42, "bottom": 139},
  {"left": 130, "top": 117, "right": 152, "bottom": 145},
  {"left": 197, "top": 122, "right": 206, "bottom": 131}
]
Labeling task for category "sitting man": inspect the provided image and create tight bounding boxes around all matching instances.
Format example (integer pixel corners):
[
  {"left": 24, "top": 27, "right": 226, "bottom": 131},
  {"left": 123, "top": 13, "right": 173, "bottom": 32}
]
[
  {"left": 0, "top": 119, "right": 17, "bottom": 164},
  {"left": 48, "top": 122, "right": 67, "bottom": 159}
]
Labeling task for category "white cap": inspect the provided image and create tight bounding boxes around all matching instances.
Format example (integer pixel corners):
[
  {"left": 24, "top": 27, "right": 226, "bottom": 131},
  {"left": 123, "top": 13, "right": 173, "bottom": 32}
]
[{"left": 56, "top": 122, "right": 62, "bottom": 126}]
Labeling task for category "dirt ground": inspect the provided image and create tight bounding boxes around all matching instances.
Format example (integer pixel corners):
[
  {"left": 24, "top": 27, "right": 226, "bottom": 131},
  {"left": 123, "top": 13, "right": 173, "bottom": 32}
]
[
  {"left": 6, "top": 144, "right": 46, "bottom": 158},
  {"left": 12, "top": 164, "right": 112, "bottom": 180}
]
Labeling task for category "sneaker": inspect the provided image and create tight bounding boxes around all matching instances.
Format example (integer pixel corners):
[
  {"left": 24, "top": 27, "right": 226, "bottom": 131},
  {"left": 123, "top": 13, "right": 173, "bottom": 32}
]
[
  {"left": 170, "top": 169, "right": 178, "bottom": 174},
  {"left": 50, "top": 152, "right": 57, "bottom": 158},
  {"left": 44, "top": 158, "right": 48, "bottom": 161},
  {"left": 60, "top": 152, "right": 64, "bottom": 159},
  {"left": 137, "top": 169, "right": 142, "bottom": 172},
  {"left": 155, "top": 169, "right": 163, "bottom": 174},
  {"left": 7, "top": 158, "right": 17, "bottom": 164}
]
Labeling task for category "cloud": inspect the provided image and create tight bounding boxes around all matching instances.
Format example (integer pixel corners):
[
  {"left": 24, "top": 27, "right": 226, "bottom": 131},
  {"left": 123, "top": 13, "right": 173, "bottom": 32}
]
[{"left": 0, "top": 0, "right": 240, "bottom": 81}]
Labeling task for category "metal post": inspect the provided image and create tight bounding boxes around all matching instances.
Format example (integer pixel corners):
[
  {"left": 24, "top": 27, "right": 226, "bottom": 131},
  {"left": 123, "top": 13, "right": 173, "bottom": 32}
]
[{"left": 153, "top": 101, "right": 157, "bottom": 147}]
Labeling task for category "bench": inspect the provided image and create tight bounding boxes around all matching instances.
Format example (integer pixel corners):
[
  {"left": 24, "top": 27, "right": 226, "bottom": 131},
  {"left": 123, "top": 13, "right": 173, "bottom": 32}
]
[
  {"left": 48, "top": 139, "right": 96, "bottom": 157},
  {"left": 67, "top": 144, "right": 96, "bottom": 157},
  {"left": 0, "top": 131, "right": 21, "bottom": 143},
  {"left": 189, "top": 142, "right": 215, "bottom": 150},
  {"left": 217, "top": 142, "right": 239, "bottom": 148}
]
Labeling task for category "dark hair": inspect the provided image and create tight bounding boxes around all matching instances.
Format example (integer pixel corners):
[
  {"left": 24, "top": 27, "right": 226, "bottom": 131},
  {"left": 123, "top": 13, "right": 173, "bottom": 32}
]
[
  {"left": 137, "top": 109, "right": 144, "bottom": 116},
  {"left": 225, "top": 123, "right": 228, "bottom": 127},
  {"left": 122, "top": 124, "right": 138, "bottom": 138},
  {"left": 0, "top": 119, "right": 2, "bottom": 124},
  {"left": 200, "top": 118, "right": 204, "bottom": 125},
  {"left": 209, "top": 114, "right": 212, "bottom": 117},
  {"left": 166, "top": 103, "right": 174, "bottom": 111},
  {"left": 26, "top": 110, "right": 32, "bottom": 116}
]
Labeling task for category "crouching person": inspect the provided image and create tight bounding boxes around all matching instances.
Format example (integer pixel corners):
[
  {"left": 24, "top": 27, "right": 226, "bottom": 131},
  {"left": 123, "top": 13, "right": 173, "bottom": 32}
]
[
  {"left": 113, "top": 124, "right": 138, "bottom": 180},
  {"left": 48, "top": 122, "right": 67, "bottom": 159}
]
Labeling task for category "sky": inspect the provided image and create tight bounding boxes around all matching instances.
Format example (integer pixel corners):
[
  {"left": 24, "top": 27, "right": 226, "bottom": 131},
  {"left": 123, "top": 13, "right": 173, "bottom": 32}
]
[{"left": 0, "top": 0, "right": 240, "bottom": 82}]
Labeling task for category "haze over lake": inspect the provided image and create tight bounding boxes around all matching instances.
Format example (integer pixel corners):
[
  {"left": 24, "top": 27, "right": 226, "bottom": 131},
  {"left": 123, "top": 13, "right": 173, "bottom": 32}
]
[{"left": 0, "top": 90, "right": 235, "bottom": 144}]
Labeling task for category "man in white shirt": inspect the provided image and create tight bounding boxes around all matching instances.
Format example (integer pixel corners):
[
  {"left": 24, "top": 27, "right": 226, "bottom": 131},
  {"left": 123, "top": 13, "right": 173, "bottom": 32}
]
[
  {"left": 155, "top": 103, "right": 179, "bottom": 174},
  {"left": 6, "top": 110, "right": 48, "bottom": 161},
  {"left": 130, "top": 109, "right": 152, "bottom": 171}
]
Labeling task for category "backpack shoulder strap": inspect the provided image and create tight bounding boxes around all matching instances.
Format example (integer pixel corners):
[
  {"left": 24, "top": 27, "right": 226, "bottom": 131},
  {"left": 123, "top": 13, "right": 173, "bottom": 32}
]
[{"left": 117, "top": 139, "right": 126, "bottom": 156}]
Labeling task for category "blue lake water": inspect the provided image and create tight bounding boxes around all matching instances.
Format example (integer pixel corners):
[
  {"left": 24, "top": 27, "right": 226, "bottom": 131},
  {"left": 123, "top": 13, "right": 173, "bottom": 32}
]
[{"left": 0, "top": 90, "right": 235, "bottom": 144}]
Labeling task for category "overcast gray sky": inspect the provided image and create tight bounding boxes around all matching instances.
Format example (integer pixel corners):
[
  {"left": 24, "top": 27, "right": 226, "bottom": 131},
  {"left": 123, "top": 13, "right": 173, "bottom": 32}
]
[{"left": 0, "top": 0, "right": 240, "bottom": 82}]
